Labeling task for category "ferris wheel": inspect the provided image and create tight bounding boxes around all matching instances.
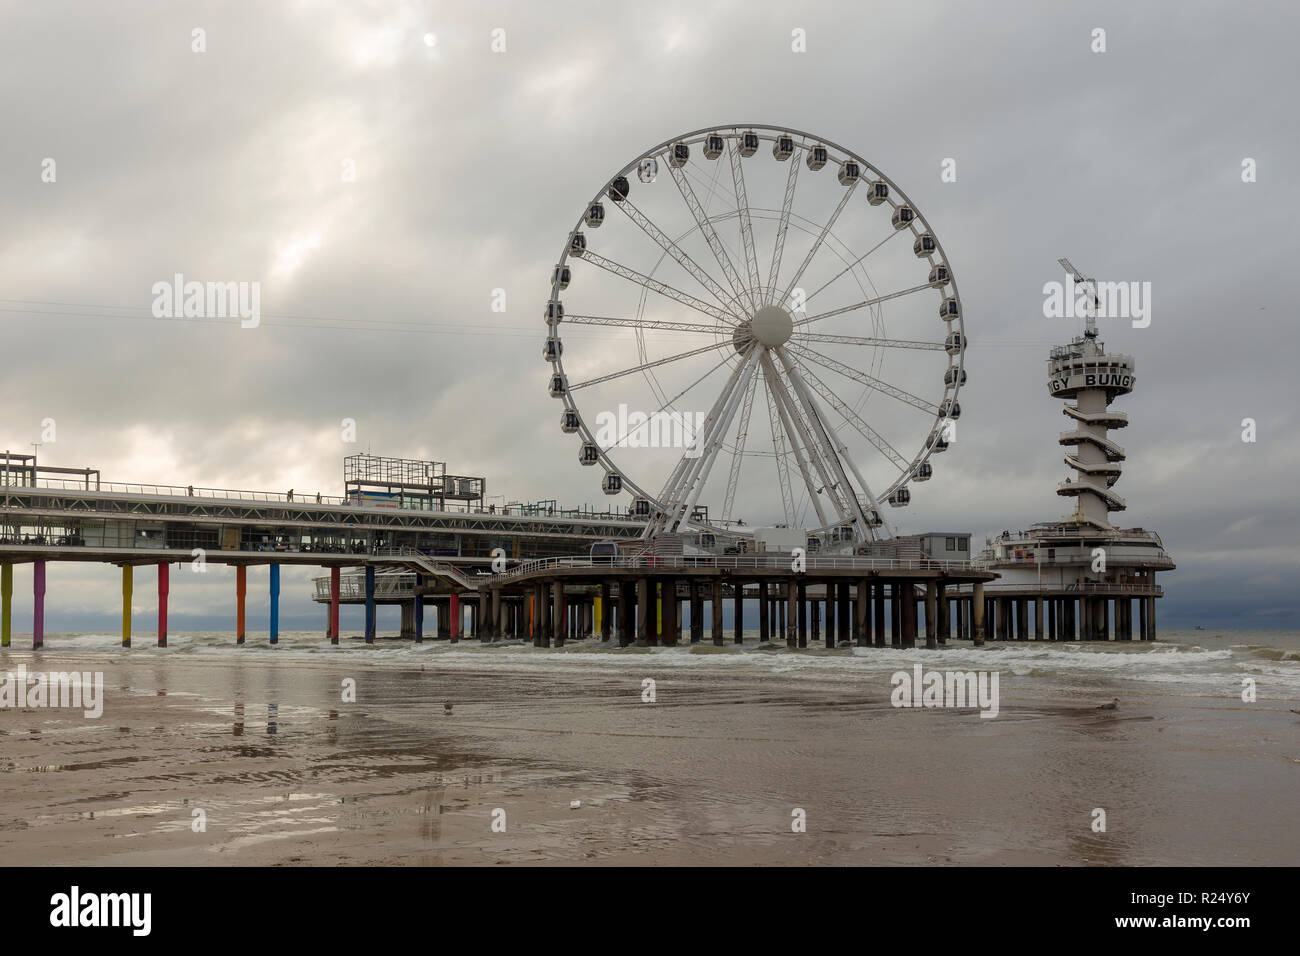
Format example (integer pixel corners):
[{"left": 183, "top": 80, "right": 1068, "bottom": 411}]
[{"left": 544, "top": 125, "right": 966, "bottom": 546}]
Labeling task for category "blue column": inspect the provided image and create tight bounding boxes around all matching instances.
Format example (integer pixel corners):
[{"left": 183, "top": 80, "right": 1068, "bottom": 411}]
[
  {"left": 364, "top": 565, "right": 376, "bottom": 644},
  {"left": 413, "top": 573, "right": 424, "bottom": 643},
  {"left": 269, "top": 563, "right": 280, "bottom": 644}
]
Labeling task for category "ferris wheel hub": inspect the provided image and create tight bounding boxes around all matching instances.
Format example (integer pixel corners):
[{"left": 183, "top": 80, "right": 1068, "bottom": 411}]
[{"left": 750, "top": 304, "right": 794, "bottom": 348}]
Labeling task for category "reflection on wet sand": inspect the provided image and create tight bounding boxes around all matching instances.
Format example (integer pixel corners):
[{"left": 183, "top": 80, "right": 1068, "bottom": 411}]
[{"left": 0, "top": 648, "right": 1295, "bottom": 866}]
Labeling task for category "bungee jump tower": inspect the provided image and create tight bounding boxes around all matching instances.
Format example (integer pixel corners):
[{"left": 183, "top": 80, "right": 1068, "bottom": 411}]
[{"left": 979, "top": 260, "right": 1174, "bottom": 641}]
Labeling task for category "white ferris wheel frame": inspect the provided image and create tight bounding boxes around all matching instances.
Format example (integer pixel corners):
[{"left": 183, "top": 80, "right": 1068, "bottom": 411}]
[{"left": 545, "top": 124, "right": 967, "bottom": 545}]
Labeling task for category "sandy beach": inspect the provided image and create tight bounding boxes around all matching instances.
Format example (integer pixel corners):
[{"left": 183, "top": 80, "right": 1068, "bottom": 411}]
[{"left": 1, "top": 630, "right": 1297, "bottom": 866}]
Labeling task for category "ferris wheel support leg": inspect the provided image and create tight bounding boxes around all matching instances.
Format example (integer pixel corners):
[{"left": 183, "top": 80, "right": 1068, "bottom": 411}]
[
  {"left": 676, "top": 351, "right": 762, "bottom": 534},
  {"left": 654, "top": 348, "right": 756, "bottom": 535},
  {"left": 762, "top": 354, "right": 831, "bottom": 528},
  {"left": 776, "top": 346, "right": 873, "bottom": 537}
]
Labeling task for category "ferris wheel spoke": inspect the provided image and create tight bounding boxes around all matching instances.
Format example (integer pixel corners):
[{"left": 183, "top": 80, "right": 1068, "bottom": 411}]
[
  {"left": 726, "top": 139, "right": 764, "bottom": 311},
  {"left": 793, "top": 282, "right": 932, "bottom": 329},
  {"left": 565, "top": 314, "right": 725, "bottom": 334},
  {"left": 787, "top": 357, "right": 910, "bottom": 470},
  {"left": 766, "top": 149, "right": 801, "bottom": 305},
  {"left": 763, "top": 382, "right": 796, "bottom": 524},
  {"left": 612, "top": 197, "right": 745, "bottom": 317},
  {"left": 787, "top": 342, "right": 941, "bottom": 415},
  {"left": 596, "top": 350, "right": 736, "bottom": 452},
  {"left": 669, "top": 165, "right": 754, "bottom": 315},
  {"left": 780, "top": 182, "right": 857, "bottom": 308},
  {"left": 804, "top": 229, "right": 905, "bottom": 307},
  {"left": 793, "top": 330, "right": 947, "bottom": 351},
  {"left": 721, "top": 364, "right": 761, "bottom": 521},
  {"left": 569, "top": 341, "right": 730, "bottom": 391},
  {"left": 581, "top": 249, "right": 734, "bottom": 323}
]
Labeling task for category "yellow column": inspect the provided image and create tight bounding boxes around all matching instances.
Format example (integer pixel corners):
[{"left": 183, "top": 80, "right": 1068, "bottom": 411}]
[{"left": 1, "top": 563, "right": 12, "bottom": 648}]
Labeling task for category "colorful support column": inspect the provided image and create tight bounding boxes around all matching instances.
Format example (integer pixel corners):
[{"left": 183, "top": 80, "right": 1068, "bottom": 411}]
[
  {"left": 121, "top": 564, "right": 133, "bottom": 648},
  {"left": 329, "top": 566, "right": 340, "bottom": 645},
  {"left": 235, "top": 565, "right": 247, "bottom": 644},
  {"left": 32, "top": 559, "right": 46, "bottom": 649},
  {"left": 1, "top": 562, "right": 12, "bottom": 648},
  {"left": 268, "top": 563, "right": 280, "bottom": 645},
  {"left": 972, "top": 581, "right": 986, "bottom": 647},
  {"left": 364, "top": 565, "right": 376, "bottom": 644},
  {"left": 449, "top": 591, "right": 460, "bottom": 643},
  {"left": 598, "top": 583, "right": 610, "bottom": 642},
  {"left": 157, "top": 562, "right": 169, "bottom": 647}
]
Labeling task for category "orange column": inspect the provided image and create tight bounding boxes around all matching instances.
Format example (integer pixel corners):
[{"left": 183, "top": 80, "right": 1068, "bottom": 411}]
[{"left": 235, "top": 565, "right": 247, "bottom": 644}]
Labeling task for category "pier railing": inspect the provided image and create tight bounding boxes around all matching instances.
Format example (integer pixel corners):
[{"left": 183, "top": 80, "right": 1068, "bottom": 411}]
[
  {"left": 0, "top": 477, "right": 646, "bottom": 522},
  {"left": 496, "top": 553, "right": 985, "bottom": 580}
]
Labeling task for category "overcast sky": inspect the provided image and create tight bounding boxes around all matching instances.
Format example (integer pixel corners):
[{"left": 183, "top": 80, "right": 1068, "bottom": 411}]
[{"left": 1, "top": 0, "right": 1297, "bottom": 632}]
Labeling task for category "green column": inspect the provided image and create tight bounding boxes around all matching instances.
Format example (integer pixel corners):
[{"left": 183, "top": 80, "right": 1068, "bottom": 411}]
[{"left": 1, "top": 563, "right": 12, "bottom": 647}]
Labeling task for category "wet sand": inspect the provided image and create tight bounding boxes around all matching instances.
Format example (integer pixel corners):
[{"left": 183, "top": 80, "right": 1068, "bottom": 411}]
[{"left": 2, "top": 636, "right": 1298, "bottom": 866}]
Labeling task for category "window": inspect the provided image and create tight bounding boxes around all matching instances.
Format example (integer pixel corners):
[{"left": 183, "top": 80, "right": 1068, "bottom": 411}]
[
  {"left": 960, "top": 537, "right": 969, "bottom": 550},
  {"left": 945, "top": 536, "right": 956, "bottom": 551}
]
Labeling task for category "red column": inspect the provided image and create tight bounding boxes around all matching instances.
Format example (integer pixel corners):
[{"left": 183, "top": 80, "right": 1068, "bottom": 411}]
[
  {"left": 157, "top": 563, "right": 169, "bottom": 647},
  {"left": 329, "top": 567, "right": 340, "bottom": 644},
  {"left": 235, "top": 565, "right": 247, "bottom": 644},
  {"left": 449, "top": 592, "right": 460, "bottom": 643}
]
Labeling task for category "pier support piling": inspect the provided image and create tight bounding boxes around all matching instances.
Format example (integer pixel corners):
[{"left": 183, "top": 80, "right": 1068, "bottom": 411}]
[
  {"left": 269, "top": 563, "right": 280, "bottom": 645},
  {"left": 157, "top": 563, "right": 168, "bottom": 647},
  {"left": 363, "top": 565, "right": 375, "bottom": 644},
  {"left": 711, "top": 579, "right": 724, "bottom": 646},
  {"left": 924, "top": 582, "right": 938, "bottom": 650},
  {"left": 235, "top": 565, "right": 247, "bottom": 645},
  {"left": 0, "top": 563, "right": 11, "bottom": 648},
  {"left": 121, "top": 564, "right": 132, "bottom": 648},
  {"left": 329, "top": 567, "right": 340, "bottom": 644}
]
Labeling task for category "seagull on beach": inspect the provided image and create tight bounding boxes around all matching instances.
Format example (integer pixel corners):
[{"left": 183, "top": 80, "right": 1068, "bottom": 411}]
[
  {"left": 1097, "top": 698, "right": 1119, "bottom": 711},
  {"left": 444, "top": 701, "right": 453, "bottom": 715}
]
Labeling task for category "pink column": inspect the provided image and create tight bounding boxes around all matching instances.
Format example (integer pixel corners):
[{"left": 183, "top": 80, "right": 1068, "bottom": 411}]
[
  {"left": 157, "top": 563, "right": 169, "bottom": 647},
  {"left": 235, "top": 566, "right": 247, "bottom": 644},
  {"left": 449, "top": 592, "right": 461, "bottom": 644},
  {"left": 329, "top": 566, "right": 340, "bottom": 645},
  {"left": 32, "top": 559, "right": 46, "bottom": 649}
]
